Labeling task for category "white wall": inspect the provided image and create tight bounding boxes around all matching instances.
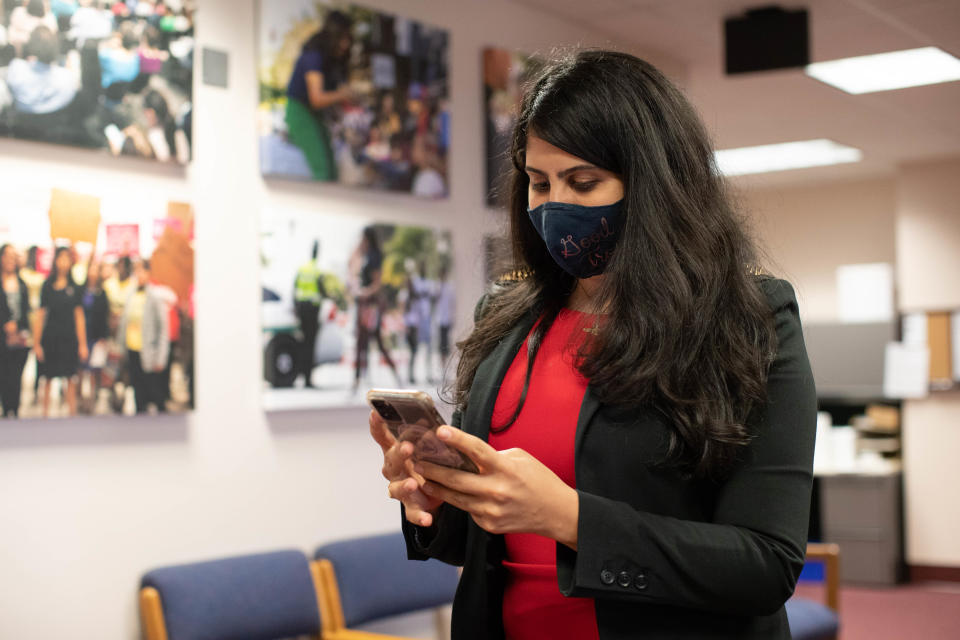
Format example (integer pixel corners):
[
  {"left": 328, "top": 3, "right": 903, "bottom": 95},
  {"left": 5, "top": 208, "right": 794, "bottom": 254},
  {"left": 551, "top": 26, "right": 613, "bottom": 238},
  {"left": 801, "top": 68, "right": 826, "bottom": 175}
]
[
  {"left": 901, "top": 390, "right": 960, "bottom": 567},
  {"left": 738, "top": 176, "right": 897, "bottom": 323},
  {"left": 895, "top": 158, "right": 960, "bottom": 312},
  {"left": 0, "top": 1, "right": 680, "bottom": 638},
  {"left": 896, "top": 157, "right": 960, "bottom": 568}
]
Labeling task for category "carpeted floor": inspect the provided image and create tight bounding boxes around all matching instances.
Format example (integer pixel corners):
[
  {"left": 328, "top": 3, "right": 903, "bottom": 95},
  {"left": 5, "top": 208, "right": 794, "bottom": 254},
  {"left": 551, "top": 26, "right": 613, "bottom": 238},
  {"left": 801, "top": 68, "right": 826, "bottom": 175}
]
[{"left": 793, "top": 581, "right": 960, "bottom": 639}]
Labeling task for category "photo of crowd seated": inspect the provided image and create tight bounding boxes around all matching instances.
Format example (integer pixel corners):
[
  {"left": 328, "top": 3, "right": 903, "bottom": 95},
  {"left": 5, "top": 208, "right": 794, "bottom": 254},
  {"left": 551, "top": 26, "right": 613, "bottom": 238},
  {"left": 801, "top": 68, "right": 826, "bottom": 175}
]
[
  {"left": 0, "top": 0, "right": 193, "bottom": 164},
  {"left": 258, "top": 1, "right": 449, "bottom": 197},
  {"left": 0, "top": 187, "right": 194, "bottom": 419}
]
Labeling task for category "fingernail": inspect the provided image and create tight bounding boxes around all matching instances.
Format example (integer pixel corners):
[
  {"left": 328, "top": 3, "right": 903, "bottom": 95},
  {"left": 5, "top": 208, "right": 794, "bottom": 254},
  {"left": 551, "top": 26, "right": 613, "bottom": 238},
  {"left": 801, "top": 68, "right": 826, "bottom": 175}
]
[{"left": 437, "top": 427, "right": 450, "bottom": 440}]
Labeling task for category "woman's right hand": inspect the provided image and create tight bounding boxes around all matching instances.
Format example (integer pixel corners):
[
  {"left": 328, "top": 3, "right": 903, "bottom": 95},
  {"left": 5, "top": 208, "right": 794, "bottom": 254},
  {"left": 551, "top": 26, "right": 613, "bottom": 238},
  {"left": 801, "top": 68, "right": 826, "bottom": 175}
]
[
  {"left": 34, "top": 345, "right": 44, "bottom": 362},
  {"left": 370, "top": 410, "right": 444, "bottom": 527}
]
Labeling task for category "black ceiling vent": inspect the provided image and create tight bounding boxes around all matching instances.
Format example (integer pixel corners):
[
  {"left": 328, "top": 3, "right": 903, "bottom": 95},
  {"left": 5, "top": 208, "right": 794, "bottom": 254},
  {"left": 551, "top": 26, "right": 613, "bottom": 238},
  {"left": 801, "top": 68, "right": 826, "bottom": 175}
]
[{"left": 724, "top": 6, "right": 809, "bottom": 74}]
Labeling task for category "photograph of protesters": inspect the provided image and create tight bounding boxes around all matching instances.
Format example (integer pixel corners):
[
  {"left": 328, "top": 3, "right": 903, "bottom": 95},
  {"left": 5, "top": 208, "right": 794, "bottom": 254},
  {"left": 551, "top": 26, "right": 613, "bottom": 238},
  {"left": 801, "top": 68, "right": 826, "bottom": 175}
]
[
  {"left": 0, "top": 185, "right": 195, "bottom": 419},
  {"left": 0, "top": 0, "right": 194, "bottom": 164},
  {"left": 261, "top": 208, "right": 453, "bottom": 410},
  {"left": 258, "top": 1, "right": 449, "bottom": 197},
  {"left": 0, "top": 243, "right": 32, "bottom": 417}
]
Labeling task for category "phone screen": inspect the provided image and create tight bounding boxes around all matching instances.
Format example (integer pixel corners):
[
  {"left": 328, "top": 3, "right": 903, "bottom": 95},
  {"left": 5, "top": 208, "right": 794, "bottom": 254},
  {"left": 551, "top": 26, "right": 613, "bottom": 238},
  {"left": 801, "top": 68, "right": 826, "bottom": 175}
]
[{"left": 368, "top": 390, "right": 478, "bottom": 473}]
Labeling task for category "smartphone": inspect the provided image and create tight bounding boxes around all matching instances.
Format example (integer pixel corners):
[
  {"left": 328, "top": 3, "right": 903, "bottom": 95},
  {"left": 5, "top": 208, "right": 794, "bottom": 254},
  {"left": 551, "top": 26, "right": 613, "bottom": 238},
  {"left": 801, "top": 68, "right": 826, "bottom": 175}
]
[{"left": 367, "top": 389, "right": 479, "bottom": 473}]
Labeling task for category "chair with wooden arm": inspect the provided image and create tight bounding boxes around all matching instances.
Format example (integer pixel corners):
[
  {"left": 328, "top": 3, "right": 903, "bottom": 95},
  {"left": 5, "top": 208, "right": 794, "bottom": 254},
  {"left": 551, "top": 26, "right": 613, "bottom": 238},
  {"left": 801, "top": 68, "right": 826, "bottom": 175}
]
[
  {"left": 786, "top": 542, "right": 841, "bottom": 640},
  {"left": 139, "top": 549, "right": 325, "bottom": 640},
  {"left": 314, "top": 531, "right": 459, "bottom": 640}
]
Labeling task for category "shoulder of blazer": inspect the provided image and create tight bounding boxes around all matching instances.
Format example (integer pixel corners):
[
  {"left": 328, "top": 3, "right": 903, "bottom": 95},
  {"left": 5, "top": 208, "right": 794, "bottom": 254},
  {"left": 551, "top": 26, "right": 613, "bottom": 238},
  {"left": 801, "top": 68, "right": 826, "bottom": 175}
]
[
  {"left": 472, "top": 271, "right": 531, "bottom": 324},
  {"left": 753, "top": 274, "right": 798, "bottom": 313}
]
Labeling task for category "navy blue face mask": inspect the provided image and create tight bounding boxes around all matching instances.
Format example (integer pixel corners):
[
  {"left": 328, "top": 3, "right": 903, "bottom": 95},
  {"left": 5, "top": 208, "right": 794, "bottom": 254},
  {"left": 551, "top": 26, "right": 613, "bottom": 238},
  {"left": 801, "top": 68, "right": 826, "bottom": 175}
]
[{"left": 527, "top": 199, "right": 623, "bottom": 278}]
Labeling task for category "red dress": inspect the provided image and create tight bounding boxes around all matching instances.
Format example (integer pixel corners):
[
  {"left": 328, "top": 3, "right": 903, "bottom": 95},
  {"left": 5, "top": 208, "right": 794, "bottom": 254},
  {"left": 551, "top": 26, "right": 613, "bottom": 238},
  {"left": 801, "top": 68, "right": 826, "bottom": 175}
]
[{"left": 489, "top": 309, "right": 600, "bottom": 640}]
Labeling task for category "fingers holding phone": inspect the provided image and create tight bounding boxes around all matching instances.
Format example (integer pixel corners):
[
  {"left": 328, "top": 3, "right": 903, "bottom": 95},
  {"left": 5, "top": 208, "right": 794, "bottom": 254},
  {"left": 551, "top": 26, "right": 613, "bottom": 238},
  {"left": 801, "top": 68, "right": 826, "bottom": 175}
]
[
  {"left": 370, "top": 410, "right": 421, "bottom": 481},
  {"left": 388, "top": 475, "right": 443, "bottom": 527},
  {"left": 369, "top": 408, "right": 443, "bottom": 526},
  {"left": 370, "top": 410, "right": 402, "bottom": 477}
]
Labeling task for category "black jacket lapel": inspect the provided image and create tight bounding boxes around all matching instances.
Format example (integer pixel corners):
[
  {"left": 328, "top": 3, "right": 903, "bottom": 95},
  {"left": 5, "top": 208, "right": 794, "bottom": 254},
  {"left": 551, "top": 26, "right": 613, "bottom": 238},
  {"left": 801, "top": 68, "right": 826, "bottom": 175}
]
[
  {"left": 461, "top": 312, "right": 537, "bottom": 442},
  {"left": 575, "top": 386, "right": 601, "bottom": 460}
]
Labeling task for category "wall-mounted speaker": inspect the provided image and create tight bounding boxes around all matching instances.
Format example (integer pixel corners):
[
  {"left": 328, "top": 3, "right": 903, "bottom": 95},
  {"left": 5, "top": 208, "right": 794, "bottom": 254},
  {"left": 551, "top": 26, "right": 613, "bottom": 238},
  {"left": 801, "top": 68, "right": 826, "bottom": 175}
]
[{"left": 724, "top": 6, "right": 809, "bottom": 74}]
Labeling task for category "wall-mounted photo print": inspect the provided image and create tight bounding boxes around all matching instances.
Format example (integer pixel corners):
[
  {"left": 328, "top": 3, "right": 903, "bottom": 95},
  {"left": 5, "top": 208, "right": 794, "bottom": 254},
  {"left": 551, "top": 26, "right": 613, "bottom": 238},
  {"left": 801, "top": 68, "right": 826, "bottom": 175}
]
[
  {"left": 258, "top": 1, "right": 450, "bottom": 198},
  {"left": 483, "top": 47, "right": 542, "bottom": 208},
  {"left": 0, "top": 1, "right": 195, "bottom": 164},
  {"left": 0, "top": 186, "right": 194, "bottom": 419},
  {"left": 261, "top": 208, "right": 454, "bottom": 411}
]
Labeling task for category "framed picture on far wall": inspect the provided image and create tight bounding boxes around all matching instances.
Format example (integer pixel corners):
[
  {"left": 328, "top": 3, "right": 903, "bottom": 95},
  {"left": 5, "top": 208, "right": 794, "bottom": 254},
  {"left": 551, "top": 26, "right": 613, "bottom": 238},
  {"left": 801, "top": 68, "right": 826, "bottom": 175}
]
[
  {"left": 0, "top": 186, "right": 195, "bottom": 420},
  {"left": 258, "top": 1, "right": 450, "bottom": 198},
  {"left": 483, "top": 47, "right": 543, "bottom": 209},
  {"left": 261, "top": 207, "right": 455, "bottom": 411},
  {"left": 0, "top": 0, "right": 195, "bottom": 164}
]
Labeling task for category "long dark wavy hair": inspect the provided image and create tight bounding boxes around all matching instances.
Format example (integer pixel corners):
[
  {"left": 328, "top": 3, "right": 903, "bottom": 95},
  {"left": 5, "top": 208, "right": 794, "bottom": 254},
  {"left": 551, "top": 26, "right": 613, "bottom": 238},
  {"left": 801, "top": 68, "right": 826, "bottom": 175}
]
[{"left": 454, "top": 50, "right": 777, "bottom": 480}]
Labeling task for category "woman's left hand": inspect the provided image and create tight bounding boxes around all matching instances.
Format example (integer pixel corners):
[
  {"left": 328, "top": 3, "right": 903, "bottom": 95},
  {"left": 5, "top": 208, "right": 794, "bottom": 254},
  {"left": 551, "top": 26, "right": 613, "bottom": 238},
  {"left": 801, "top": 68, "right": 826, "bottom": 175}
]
[
  {"left": 415, "top": 426, "right": 580, "bottom": 549},
  {"left": 78, "top": 342, "right": 89, "bottom": 362}
]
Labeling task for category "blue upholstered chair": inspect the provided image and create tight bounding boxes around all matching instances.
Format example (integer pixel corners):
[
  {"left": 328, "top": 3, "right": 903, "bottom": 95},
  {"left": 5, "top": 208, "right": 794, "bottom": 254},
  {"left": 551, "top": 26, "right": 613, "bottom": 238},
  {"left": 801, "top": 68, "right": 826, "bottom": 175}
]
[
  {"left": 786, "top": 543, "right": 841, "bottom": 640},
  {"left": 139, "top": 549, "right": 324, "bottom": 640},
  {"left": 314, "top": 531, "right": 460, "bottom": 640}
]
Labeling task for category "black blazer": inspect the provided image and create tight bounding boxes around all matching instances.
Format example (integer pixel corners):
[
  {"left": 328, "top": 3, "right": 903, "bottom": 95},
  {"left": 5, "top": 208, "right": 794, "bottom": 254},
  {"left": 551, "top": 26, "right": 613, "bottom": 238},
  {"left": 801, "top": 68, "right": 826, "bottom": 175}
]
[{"left": 403, "top": 277, "right": 817, "bottom": 640}]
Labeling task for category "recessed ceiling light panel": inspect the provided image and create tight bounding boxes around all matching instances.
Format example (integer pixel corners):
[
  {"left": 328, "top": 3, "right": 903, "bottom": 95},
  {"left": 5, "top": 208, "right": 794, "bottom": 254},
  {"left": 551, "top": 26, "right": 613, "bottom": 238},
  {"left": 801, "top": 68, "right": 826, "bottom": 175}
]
[
  {"left": 805, "top": 47, "right": 960, "bottom": 94},
  {"left": 715, "top": 139, "right": 863, "bottom": 176}
]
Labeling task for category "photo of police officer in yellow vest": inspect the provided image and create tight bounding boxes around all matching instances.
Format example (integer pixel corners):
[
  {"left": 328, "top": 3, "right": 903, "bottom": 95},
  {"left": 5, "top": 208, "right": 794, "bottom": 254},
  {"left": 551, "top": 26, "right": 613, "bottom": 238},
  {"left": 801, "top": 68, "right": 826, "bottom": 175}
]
[
  {"left": 261, "top": 208, "right": 454, "bottom": 411},
  {"left": 294, "top": 241, "right": 326, "bottom": 388}
]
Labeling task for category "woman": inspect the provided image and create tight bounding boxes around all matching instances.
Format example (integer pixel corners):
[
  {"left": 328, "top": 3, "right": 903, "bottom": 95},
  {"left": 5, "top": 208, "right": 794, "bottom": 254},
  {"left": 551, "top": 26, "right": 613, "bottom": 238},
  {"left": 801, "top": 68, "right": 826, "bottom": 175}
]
[
  {"left": 142, "top": 88, "right": 177, "bottom": 162},
  {"left": 0, "top": 244, "right": 32, "bottom": 417},
  {"left": 372, "top": 50, "right": 817, "bottom": 639},
  {"left": 79, "top": 260, "right": 109, "bottom": 414},
  {"left": 402, "top": 258, "right": 433, "bottom": 385},
  {"left": 285, "top": 10, "right": 353, "bottom": 181},
  {"left": 34, "top": 246, "right": 88, "bottom": 417},
  {"left": 351, "top": 226, "right": 401, "bottom": 391}
]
